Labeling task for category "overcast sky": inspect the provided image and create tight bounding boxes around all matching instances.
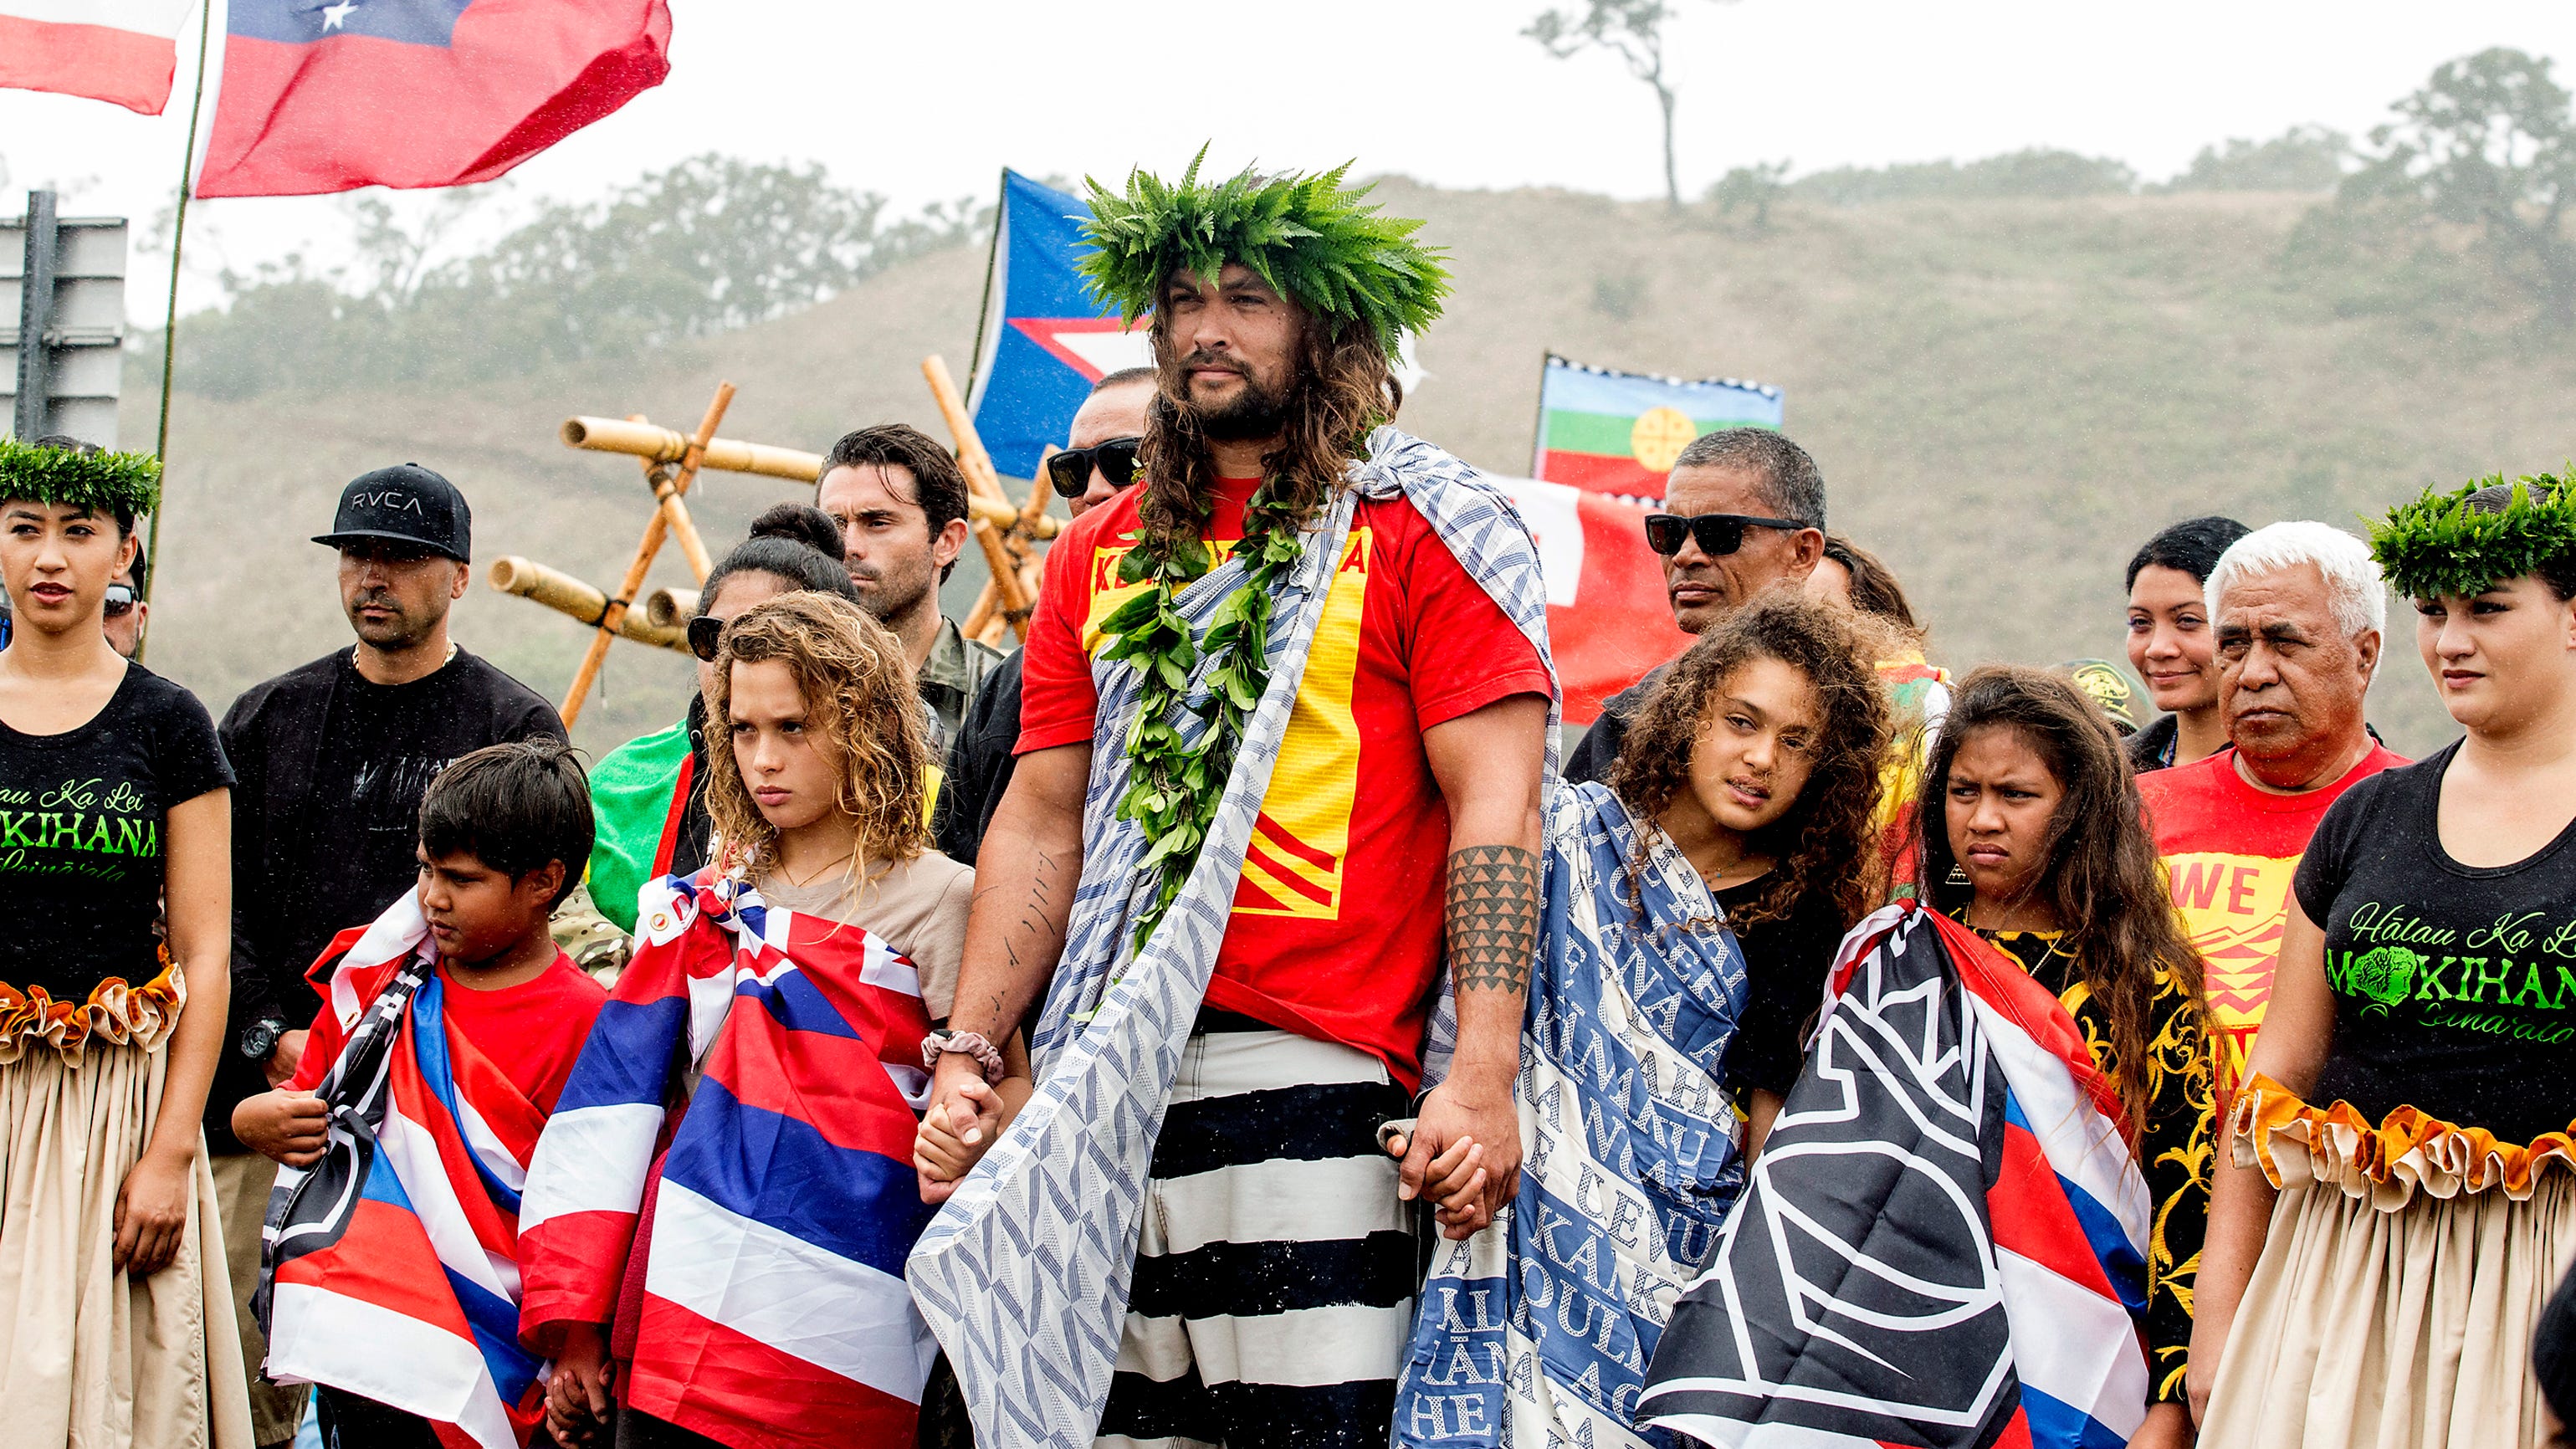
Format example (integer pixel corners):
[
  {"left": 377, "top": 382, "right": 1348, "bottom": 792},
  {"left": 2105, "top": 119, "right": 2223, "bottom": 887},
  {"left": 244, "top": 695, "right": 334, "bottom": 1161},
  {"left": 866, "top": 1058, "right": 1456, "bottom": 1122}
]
[{"left": 8, "top": 0, "right": 2576, "bottom": 318}]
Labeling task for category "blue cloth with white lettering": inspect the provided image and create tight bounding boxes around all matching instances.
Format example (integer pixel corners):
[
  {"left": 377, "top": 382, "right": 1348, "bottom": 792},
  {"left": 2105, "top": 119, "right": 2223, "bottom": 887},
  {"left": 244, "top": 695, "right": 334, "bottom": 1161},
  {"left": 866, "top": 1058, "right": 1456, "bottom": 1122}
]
[{"left": 1395, "top": 780, "right": 1750, "bottom": 1449}]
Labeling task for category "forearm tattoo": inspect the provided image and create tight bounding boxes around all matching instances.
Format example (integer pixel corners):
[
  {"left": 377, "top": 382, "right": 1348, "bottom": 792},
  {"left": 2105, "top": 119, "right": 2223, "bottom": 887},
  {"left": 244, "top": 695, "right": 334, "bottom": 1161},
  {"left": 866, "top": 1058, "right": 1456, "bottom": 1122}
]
[{"left": 1447, "top": 844, "right": 1539, "bottom": 994}]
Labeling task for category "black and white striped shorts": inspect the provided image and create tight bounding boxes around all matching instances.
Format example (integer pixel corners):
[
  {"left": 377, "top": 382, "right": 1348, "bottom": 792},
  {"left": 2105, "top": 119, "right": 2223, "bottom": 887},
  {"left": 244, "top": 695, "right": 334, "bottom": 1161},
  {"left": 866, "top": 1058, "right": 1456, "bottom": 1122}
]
[{"left": 1095, "top": 1014, "right": 1416, "bottom": 1449}]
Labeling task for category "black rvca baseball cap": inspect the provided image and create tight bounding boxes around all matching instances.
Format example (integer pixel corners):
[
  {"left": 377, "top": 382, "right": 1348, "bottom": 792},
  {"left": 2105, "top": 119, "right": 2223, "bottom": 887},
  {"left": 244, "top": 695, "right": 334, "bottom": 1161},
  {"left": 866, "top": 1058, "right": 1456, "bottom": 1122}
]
[{"left": 313, "top": 463, "right": 471, "bottom": 562}]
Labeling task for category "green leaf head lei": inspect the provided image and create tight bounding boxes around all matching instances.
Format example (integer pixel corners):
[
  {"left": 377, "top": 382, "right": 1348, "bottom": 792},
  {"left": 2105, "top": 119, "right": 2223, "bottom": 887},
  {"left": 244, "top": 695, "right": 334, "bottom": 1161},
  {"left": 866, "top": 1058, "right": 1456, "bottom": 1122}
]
[
  {"left": 0, "top": 436, "right": 162, "bottom": 521},
  {"left": 2369, "top": 470, "right": 2576, "bottom": 600},
  {"left": 1074, "top": 146, "right": 1451, "bottom": 366},
  {"left": 1076, "top": 151, "right": 1447, "bottom": 949}
]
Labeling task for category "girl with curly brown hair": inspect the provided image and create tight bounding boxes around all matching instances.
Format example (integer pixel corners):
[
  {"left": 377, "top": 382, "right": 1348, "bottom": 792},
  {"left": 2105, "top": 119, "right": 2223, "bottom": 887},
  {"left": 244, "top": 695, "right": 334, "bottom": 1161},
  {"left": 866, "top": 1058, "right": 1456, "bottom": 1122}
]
[
  {"left": 1914, "top": 664, "right": 2216, "bottom": 1449},
  {"left": 1606, "top": 591, "right": 1896, "bottom": 1158},
  {"left": 1390, "top": 593, "right": 1893, "bottom": 1445}
]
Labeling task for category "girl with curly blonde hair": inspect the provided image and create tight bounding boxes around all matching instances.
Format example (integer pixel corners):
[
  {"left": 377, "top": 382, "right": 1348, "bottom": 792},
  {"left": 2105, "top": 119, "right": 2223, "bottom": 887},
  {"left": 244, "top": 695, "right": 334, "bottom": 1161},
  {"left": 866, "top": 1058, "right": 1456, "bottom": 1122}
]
[{"left": 525, "top": 593, "right": 1006, "bottom": 1449}]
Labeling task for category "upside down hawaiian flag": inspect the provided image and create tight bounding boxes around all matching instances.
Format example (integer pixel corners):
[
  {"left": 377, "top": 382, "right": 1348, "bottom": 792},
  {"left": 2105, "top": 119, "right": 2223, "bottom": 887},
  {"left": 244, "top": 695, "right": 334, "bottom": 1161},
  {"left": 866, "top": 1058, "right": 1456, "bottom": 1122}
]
[
  {"left": 0, "top": 0, "right": 193, "bottom": 113},
  {"left": 1488, "top": 472, "right": 1692, "bottom": 726},
  {"left": 1639, "top": 902, "right": 2154, "bottom": 1449},
  {"left": 257, "top": 894, "right": 550, "bottom": 1449},
  {"left": 1533, "top": 354, "right": 1783, "bottom": 507},
  {"left": 195, "top": 0, "right": 671, "bottom": 199},
  {"left": 965, "top": 169, "right": 1152, "bottom": 483},
  {"left": 517, "top": 872, "right": 941, "bottom": 1448}
]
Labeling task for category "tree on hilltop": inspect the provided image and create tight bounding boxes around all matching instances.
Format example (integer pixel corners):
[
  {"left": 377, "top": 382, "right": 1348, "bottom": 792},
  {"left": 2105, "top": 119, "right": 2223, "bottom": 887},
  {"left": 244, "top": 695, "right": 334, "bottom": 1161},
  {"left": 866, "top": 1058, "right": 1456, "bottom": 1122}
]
[
  {"left": 2346, "top": 48, "right": 2576, "bottom": 326},
  {"left": 1525, "top": 0, "right": 1738, "bottom": 210}
]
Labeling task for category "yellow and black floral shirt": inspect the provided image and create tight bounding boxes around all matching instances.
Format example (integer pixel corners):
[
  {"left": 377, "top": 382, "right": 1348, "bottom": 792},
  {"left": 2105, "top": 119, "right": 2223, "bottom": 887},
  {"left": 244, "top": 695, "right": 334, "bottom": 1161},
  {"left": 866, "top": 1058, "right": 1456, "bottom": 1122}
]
[{"left": 1974, "top": 926, "right": 2216, "bottom": 1405}]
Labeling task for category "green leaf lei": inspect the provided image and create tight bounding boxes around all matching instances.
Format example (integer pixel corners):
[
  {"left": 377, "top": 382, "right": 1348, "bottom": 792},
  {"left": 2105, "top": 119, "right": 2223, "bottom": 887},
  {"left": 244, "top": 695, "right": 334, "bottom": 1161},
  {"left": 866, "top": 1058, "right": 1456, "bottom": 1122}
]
[
  {"left": 2369, "top": 470, "right": 2576, "bottom": 600},
  {"left": 0, "top": 436, "right": 162, "bottom": 517},
  {"left": 1096, "top": 483, "right": 1311, "bottom": 949}
]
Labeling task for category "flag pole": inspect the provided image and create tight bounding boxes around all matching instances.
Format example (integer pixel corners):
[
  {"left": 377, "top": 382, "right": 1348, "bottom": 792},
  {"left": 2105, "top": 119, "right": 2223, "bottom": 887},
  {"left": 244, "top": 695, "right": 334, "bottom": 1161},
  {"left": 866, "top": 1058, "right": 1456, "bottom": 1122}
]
[{"left": 142, "top": 0, "right": 215, "bottom": 638}]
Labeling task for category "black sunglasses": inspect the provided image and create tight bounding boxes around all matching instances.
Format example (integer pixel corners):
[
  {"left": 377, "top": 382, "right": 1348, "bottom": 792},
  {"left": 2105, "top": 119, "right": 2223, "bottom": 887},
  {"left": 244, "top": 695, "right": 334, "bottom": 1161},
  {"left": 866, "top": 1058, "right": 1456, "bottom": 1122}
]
[
  {"left": 688, "top": 614, "right": 725, "bottom": 662},
  {"left": 1642, "top": 511, "right": 1806, "bottom": 558},
  {"left": 102, "top": 583, "right": 138, "bottom": 618},
  {"left": 1044, "top": 436, "right": 1143, "bottom": 500}
]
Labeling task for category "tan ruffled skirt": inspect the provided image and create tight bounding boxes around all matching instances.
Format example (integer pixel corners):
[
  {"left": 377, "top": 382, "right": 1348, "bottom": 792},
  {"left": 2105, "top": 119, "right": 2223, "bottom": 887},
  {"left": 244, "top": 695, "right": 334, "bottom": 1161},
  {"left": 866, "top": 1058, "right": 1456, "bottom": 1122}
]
[
  {"left": 2201, "top": 1076, "right": 2576, "bottom": 1448},
  {"left": 0, "top": 1039, "right": 254, "bottom": 1449}
]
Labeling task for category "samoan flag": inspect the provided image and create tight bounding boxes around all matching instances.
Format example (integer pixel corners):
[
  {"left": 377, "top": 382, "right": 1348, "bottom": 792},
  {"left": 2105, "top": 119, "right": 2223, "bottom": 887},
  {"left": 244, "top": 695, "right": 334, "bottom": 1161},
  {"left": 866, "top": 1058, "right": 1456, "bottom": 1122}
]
[
  {"left": 257, "top": 893, "right": 551, "bottom": 1449},
  {"left": 965, "top": 169, "right": 1153, "bottom": 483},
  {"left": 517, "top": 870, "right": 940, "bottom": 1449},
  {"left": 1638, "top": 902, "right": 2153, "bottom": 1449},
  {"left": 195, "top": 0, "right": 671, "bottom": 199}
]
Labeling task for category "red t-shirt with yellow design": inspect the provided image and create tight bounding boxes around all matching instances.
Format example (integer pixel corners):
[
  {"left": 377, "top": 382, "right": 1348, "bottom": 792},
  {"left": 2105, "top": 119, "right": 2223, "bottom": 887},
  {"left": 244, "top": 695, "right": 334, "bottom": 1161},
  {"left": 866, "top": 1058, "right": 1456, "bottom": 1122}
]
[
  {"left": 2138, "top": 743, "right": 2407, "bottom": 1073},
  {"left": 1017, "top": 477, "right": 1553, "bottom": 1088}
]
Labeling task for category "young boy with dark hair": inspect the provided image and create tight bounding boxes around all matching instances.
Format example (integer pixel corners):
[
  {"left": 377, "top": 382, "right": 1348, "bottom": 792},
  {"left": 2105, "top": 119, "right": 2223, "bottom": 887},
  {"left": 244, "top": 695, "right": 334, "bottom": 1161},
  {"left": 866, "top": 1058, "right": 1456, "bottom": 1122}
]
[{"left": 234, "top": 740, "right": 609, "bottom": 1449}]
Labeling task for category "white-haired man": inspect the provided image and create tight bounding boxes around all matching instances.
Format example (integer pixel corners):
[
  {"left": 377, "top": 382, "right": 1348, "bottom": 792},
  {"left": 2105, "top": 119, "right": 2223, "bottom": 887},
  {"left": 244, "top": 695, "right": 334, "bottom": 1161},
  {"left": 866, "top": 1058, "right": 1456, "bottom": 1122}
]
[{"left": 2136, "top": 520, "right": 2407, "bottom": 1073}]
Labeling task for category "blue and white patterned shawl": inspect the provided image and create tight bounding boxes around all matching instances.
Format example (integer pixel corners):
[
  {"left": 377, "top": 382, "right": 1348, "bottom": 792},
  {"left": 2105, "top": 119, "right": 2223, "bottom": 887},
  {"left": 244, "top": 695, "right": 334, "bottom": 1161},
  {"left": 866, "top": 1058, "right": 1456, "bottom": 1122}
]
[
  {"left": 1394, "top": 781, "right": 1749, "bottom": 1449},
  {"left": 906, "top": 428, "right": 1559, "bottom": 1449}
]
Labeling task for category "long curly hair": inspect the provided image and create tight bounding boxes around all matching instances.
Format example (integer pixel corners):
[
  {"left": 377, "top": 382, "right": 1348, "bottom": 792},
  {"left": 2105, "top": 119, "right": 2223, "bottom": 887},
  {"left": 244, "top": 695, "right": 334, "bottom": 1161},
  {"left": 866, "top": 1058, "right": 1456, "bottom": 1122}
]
[
  {"left": 701, "top": 591, "right": 930, "bottom": 884},
  {"left": 1913, "top": 664, "right": 2210, "bottom": 1133},
  {"left": 1608, "top": 594, "right": 1895, "bottom": 930},
  {"left": 1130, "top": 298, "right": 1400, "bottom": 560}
]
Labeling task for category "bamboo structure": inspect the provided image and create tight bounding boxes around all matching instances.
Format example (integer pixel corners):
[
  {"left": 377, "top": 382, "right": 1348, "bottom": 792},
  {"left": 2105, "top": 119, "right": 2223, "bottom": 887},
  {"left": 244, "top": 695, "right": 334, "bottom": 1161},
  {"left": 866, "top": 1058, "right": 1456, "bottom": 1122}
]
[
  {"left": 559, "top": 384, "right": 735, "bottom": 726},
  {"left": 561, "top": 413, "right": 1047, "bottom": 535},
  {"left": 642, "top": 586, "right": 699, "bottom": 631},
  {"left": 922, "top": 354, "right": 1044, "bottom": 643},
  {"left": 489, "top": 556, "right": 690, "bottom": 652}
]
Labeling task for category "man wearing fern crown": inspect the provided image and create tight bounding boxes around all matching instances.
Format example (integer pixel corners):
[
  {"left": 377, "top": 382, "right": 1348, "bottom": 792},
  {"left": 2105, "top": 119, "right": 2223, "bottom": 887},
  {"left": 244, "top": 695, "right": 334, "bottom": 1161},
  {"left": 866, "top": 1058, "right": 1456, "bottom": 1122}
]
[{"left": 909, "top": 154, "right": 1557, "bottom": 1445}]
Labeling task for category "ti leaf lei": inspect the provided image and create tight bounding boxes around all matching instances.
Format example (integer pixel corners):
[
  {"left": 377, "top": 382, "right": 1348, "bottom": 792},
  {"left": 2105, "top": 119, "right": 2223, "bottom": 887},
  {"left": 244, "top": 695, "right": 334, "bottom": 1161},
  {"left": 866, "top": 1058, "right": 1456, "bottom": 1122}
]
[{"left": 1096, "top": 481, "right": 1310, "bottom": 949}]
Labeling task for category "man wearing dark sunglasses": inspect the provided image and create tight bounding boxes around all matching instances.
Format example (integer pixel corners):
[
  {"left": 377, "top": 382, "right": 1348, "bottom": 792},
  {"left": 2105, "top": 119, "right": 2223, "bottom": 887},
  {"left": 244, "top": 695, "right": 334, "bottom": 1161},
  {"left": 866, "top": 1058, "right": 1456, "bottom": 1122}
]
[
  {"left": 1565, "top": 428, "right": 1830, "bottom": 783},
  {"left": 102, "top": 556, "right": 147, "bottom": 659},
  {"left": 935, "top": 367, "right": 1158, "bottom": 867}
]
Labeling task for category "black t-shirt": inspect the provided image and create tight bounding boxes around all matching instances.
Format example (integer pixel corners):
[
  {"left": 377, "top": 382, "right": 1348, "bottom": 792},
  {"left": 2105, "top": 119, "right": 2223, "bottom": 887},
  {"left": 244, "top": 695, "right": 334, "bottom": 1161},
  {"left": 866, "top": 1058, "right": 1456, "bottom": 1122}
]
[
  {"left": 1717, "top": 875, "right": 1847, "bottom": 1098},
  {"left": 1563, "top": 666, "right": 1669, "bottom": 787},
  {"left": 933, "top": 648, "right": 1022, "bottom": 867},
  {"left": 0, "top": 662, "right": 232, "bottom": 999},
  {"left": 2295, "top": 740, "right": 2576, "bottom": 1144},
  {"left": 212, "top": 646, "right": 561, "bottom": 1144}
]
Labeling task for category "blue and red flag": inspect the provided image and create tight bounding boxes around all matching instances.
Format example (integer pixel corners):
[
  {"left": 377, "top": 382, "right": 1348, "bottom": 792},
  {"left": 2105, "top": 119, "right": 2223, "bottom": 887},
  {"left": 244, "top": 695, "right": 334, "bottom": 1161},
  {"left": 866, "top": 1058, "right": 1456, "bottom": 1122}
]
[
  {"left": 194, "top": 0, "right": 670, "bottom": 199},
  {"left": 518, "top": 870, "right": 941, "bottom": 1449},
  {"left": 964, "top": 169, "right": 1150, "bottom": 483},
  {"left": 257, "top": 895, "right": 552, "bottom": 1449},
  {"left": 1639, "top": 902, "right": 2154, "bottom": 1449}
]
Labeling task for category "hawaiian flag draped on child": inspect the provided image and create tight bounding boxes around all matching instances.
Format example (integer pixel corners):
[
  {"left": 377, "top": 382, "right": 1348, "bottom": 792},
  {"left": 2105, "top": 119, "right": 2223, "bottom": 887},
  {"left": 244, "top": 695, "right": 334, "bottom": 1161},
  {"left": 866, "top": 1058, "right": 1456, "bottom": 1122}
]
[
  {"left": 517, "top": 870, "right": 941, "bottom": 1448},
  {"left": 1638, "top": 902, "right": 2154, "bottom": 1449},
  {"left": 255, "top": 893, "right": 550, "bottom": 1449}
]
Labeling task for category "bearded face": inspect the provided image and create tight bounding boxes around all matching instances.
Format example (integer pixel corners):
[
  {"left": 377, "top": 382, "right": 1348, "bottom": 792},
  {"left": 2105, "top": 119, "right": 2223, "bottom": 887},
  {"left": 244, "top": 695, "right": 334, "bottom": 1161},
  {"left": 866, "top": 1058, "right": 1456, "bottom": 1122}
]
[{"left": 1157, "top": 264, "right": 1308, "bottom": 445}]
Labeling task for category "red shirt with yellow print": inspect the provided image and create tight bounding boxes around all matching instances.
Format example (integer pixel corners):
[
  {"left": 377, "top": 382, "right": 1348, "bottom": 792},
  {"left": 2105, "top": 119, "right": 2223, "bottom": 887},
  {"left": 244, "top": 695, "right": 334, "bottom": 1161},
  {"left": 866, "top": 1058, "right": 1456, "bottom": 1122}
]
[
  {"left": 2138, "top": 742, "right": 2407, "bottom": 1075},
  {"left": 1017, "top": 477, "right": 1553, "bottom": 1089}
]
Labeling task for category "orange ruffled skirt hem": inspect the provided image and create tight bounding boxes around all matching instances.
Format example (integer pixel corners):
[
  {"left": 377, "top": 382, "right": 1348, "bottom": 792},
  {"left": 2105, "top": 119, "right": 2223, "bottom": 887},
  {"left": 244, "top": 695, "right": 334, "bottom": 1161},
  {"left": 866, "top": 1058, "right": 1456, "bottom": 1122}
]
[
  {"left": 2202, "top": 1074, "right": 2576, "bottom": 1449},
  {"left": 0, "top": 957, "right": 189, "bottom": 1066}
]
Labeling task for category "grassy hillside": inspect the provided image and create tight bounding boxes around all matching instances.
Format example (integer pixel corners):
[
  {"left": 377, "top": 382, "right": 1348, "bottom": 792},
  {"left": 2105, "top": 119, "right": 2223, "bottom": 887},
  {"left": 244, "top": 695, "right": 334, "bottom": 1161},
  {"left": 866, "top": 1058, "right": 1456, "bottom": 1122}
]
[{"left": 136, "top": 183, "right": 2576, "bottom": 757}]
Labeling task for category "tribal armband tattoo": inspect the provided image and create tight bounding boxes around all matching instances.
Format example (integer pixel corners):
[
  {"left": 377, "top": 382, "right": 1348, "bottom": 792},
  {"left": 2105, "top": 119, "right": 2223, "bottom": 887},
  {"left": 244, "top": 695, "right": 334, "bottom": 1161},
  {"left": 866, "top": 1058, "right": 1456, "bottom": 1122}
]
[{"left": 1447, "top": 843, "right": 1539, "bottom": 994}]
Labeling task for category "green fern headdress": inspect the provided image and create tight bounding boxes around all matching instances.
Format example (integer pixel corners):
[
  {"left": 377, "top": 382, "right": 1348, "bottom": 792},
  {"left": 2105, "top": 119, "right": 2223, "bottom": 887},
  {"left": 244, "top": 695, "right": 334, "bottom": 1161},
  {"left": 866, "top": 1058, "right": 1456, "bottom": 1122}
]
[
  {"left": 0, "top": 436, "right": 162, "bottom": 518},
  {"left": 2369, "top": 471, "right": 2576, "bottom": 599},
  {"left": 1076, "top": 150, "right": 1450, "bottom": 360}
]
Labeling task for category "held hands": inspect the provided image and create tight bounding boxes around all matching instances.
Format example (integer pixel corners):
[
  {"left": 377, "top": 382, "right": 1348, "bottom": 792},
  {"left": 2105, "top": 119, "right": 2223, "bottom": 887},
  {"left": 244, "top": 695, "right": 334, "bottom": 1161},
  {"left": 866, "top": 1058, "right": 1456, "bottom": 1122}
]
[
  {"left": 1388, "top": 1075, "right": 1523, "bottom": 1240},
  {"left": 233, "top": 1089, "right": 331, "bottom": 1168},
  {"left": 545, "top": 1323, "right": 615, "bottom": 1446},
  {"left": 112, "top": 1147, "right": 193, "bottom": 1275},
  {"left": 918, "top": 1055, "right": 1005, "bottom": 1206}
]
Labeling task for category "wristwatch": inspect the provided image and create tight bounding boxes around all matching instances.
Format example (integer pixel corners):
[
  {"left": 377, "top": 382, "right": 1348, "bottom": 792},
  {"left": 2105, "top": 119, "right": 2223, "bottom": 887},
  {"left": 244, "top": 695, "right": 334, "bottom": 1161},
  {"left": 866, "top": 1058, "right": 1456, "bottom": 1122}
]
[{"left": 238, "top": 1016, "right": 291, "bottom": 1062}]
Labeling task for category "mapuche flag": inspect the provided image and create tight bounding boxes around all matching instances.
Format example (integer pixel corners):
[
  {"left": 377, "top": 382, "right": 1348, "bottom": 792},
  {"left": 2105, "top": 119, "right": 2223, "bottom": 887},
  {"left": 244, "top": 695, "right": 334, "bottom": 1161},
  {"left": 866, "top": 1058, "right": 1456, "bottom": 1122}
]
[
  {"left": 1532, "top": 354, "right": 1784, "bottom": 507},
  {"left": 195, "top": 0, "right": 671, "bottom": 199},
  {"left": 0, "top": 0, "right": 193, "bottom": 113}
]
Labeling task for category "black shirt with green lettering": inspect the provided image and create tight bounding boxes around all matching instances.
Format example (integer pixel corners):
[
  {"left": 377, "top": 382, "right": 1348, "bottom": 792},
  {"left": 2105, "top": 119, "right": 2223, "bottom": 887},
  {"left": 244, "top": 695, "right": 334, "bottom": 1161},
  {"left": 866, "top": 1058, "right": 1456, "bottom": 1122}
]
[
  {"left": 0, "top": 662, "right": 232, "bottom": 1000},
  {"left": 2296, "top": 740, "right": 2576, "bottom": 1144}
]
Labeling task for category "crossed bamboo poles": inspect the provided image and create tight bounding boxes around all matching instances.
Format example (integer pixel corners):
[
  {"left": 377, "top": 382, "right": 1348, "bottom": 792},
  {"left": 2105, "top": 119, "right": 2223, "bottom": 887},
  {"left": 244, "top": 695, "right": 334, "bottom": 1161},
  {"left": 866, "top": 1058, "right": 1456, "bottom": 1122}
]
[{"left": 494, "top": 359, "right": 1060, "bottom": 727}]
